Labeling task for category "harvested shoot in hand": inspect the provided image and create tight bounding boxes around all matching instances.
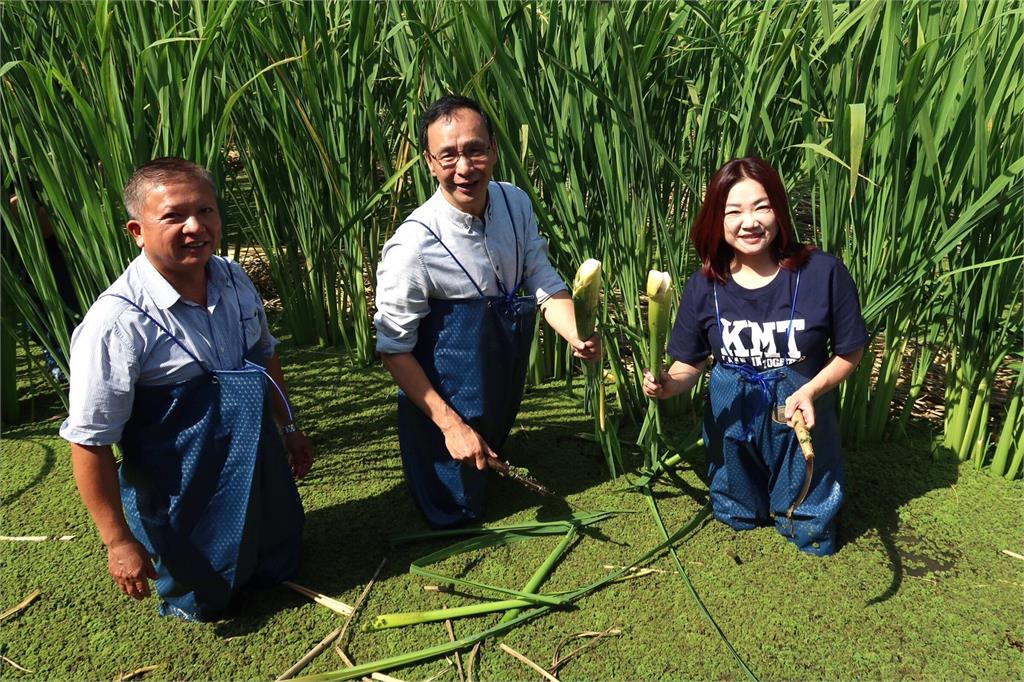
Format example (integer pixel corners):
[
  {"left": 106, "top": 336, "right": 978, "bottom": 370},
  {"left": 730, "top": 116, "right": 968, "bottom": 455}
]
[
  {"left": 646, "top": 270, "right": 673, "bottom": 377},
  {"left": 572, "top": 259, "right": 604, "bottom": 422},
  {"left": 572, "top": 258, "right": 622, "bottom": 477},
  {"left": 640, "top": 270, "right": 674, "bottom": 469},
  {"left": 572, "top": 259, "right": 602, "bottom": 341}
]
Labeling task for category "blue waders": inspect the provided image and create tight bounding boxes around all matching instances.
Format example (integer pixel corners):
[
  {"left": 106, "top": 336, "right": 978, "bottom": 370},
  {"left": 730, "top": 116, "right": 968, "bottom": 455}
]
[
  {"left": 397, "top": 187, "right": 537, "bottom": 528},
  {"left": 107, "top": 270, "right": 304, "bottom": 621},
  {"left": 705, "top": 274, "right": 844, "bottom": 556}
]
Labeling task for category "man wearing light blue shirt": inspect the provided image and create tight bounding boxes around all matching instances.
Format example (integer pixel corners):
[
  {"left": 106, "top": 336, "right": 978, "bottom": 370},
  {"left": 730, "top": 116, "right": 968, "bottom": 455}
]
[
  {"left": 373, "top": 95, "right": 599, "bottom": 528},
  {"left": 61, "top": 157, "right": 310, "bottom": 620}
]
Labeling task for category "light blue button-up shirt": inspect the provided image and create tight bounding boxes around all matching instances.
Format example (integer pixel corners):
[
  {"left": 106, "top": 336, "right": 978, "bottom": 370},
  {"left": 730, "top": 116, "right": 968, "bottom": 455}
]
[
  {"left": 59, "top": 253, "right": 277, "bottom": 446},
  {"left": 373, "top": 182, "right": 567, "bottom": 354}
]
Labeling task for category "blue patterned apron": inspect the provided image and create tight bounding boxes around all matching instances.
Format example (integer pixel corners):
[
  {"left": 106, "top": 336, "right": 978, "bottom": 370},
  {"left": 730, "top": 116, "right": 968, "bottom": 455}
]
[
  {"left": 108, "top": 263, "right": 304, "bottom": 620},
  {"left": 704, "top": 271, "right": 844, "bottom": 555},
  {"left": 397, "top": 186, "right": 537, "bottom": 528}
]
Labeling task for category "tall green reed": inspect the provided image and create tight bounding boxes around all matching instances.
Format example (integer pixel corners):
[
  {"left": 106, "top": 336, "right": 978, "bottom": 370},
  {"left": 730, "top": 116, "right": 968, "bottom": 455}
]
[{"left": 3, "top": 0, "right": 1020, "bottom": 474}]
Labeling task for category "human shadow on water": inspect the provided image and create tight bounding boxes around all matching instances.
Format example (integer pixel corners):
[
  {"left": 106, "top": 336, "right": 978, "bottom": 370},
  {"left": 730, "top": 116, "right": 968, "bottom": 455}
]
[
  {"left": 268, "top": 404, "right": 612, "bottom": 627},
  {"left": 839, "top": 422, "right": 959, "bottom": 605},
  {"left": 1, "top": 435, "right": 57, "bottom": 506}
]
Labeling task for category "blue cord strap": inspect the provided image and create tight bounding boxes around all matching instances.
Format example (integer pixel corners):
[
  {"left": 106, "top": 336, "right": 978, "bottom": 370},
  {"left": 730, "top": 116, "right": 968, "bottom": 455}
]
[
  {"left": 406, "top": 185, "right": 525, "bottom": 305},
  {"left": 104, "top": 267, "right": 295, "bottom": 424},
  {"left": 711, "top": 269, "right": 803, "bottom": 440},
  {"left": 102, "top": 294, "right": 210, "bottom": 373},
  {"left": 495, "top": 183, "right": 524, "bottom": 297},
  {"left": 218, "top": 360, "right": 295, "bottom": 425},
  {"left": 403, "top": 219, "right": 487, "bottom": 298},
  {"left": 725, "top": 363, "right": 782, "bottom": 441}
]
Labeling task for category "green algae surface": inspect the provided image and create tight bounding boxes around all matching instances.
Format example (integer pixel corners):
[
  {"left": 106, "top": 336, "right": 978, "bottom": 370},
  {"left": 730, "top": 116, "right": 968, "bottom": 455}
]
[{"left": 1, "top": 342, "right": 1021, "bottom": 680}]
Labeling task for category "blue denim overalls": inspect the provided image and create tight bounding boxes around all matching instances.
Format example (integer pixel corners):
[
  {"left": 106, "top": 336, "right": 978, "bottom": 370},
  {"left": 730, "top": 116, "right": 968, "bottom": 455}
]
[
  {"left": 703, "top": 272, "right": 844, "bottom": 555},
  {"left": 108, "top": 262, "right": 304, "bottom": 620},
  {"left": 396, "top": 186, "right": 537, "bottom": 528}
]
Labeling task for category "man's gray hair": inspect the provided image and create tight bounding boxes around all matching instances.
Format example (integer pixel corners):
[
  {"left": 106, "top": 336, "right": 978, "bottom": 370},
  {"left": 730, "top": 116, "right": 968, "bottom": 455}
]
[{"left": 122, "top": 157, "right": 216, "bottom": 220}]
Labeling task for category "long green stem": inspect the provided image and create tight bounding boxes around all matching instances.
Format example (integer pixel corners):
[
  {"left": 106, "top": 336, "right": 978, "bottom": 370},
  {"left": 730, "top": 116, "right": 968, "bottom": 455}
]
[
  {"left": 369, "top": 599, "right": 536, "bottom": 631},
  {"left": 501, "top": 526, "right": 577, "bottom": 623}
]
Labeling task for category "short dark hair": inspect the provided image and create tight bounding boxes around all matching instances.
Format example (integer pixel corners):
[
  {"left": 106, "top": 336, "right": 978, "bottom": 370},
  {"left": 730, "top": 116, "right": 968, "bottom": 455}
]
[
  {"left": 419, "top": 95, "right": 494, "bottom": 151},
  {"left": 122, "top": 157, "right": 215, "bottom": 220},
  {"left": 690, "top": 156, "right": 814, "bottom": 281}
]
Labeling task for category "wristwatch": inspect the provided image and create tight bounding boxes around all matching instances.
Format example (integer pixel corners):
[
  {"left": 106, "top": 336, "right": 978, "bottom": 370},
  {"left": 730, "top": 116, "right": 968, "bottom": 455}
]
[{"left": 282, "top": 421, "right": 299, "bottom": 435}]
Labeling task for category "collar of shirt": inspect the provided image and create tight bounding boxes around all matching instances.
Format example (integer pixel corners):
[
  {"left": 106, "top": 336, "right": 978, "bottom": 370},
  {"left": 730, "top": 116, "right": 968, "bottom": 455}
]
[
  {"left": 429, "top": 185, "right": 499, "bottom": 234},
  {"left": 136, "top": 251, "right": 232, "bottom": 311}
]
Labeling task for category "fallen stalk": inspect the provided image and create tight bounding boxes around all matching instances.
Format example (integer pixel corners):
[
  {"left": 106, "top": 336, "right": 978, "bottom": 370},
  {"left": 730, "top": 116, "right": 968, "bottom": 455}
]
[
  {"left": 465, "top": 642, "right": 481, "bottom": 682},
  {"left": 1, "top": 654, "right": 33, "bottom": 673},
  {"left": 444, "top": 620, "right": 464, "bottom": 682},
  {"left": 294, "top": 509, "right": 709, "bottom": 682},
  {"left": 369, "top": 673, "right": 405, "bottom": 682},
  {"left": 337, "top": 558, "right": 388, "bottom": 649},
  {"left": 284, "top": 581, "right": 354, "bottom": 616},
  {"left": 0, "top": 589, "right": 41, "bottom": 622},
  {"left": 114, "top": 665, "right": 160, "bottom": 682},
  {"left": 602, "top": 564, "right": 669, "bottom": 574},
  {"left": 498, "top": 643, "right": 559, "bottom": 682},
  {"left": 369, "top": 599, "right": 539, "bottom": 631},
  {"left": 278, "top": 625, "right": 349, "bottom": 681},
  {"left": 501, "top": 527, "right": 577, "bottom": 623},
  {"left": 550, "top": 625, "right": 623, "bottom": 676},
  {"left": 0, "top": 535, "right": 76, "bottom": 541},
  {"left": 279, "top": 559, "right": 387, "bottom": 680},
  {"left": 641, "top": 489, "right": 757, "bottom": 681}
]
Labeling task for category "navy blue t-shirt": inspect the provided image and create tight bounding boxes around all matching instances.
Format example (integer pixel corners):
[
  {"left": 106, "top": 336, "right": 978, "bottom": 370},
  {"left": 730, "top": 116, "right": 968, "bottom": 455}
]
[{"left": 667, "top": 250, "right": 868, "bottom": 378}]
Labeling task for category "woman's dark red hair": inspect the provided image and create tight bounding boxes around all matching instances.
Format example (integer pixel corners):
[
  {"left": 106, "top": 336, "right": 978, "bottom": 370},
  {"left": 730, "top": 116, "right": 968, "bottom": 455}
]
[{"left": 690, "top": 157, "right": 814, "bottom": 281}]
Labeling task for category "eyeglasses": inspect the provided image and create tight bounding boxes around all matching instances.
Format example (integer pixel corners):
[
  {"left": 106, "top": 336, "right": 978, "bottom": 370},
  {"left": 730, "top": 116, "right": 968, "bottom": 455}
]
[{"left": 426, "top": 144, "right": 492, "bottom": 170}]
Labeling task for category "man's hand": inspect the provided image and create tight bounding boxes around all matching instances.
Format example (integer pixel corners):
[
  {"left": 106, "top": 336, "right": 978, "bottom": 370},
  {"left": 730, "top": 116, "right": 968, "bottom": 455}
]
[
  {"left": 785, "top": 389, "right": 817, "bottom": 429},
  {"left": 441, "top": 418, "right": 497, "bottom": 471},
  {"left": 106, "top": 539, "right": 157, "bottom": 599},
  {"left": 283, "top": 430, "right": 314, "bottom": 478},
  {"left": 571, "top": 332, "right": 602, "bottom": 363}
]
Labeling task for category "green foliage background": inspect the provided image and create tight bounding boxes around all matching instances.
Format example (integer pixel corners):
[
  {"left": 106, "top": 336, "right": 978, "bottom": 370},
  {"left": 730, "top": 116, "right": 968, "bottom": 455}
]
[{"left": 2, "top": 0, "right": 1022, "bottom": 464}]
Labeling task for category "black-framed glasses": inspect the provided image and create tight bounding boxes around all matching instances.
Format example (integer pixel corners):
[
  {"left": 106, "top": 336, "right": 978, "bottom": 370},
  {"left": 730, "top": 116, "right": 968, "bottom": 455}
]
[{"left": 426, "top": 143, "right": 492, "bottom": 169}]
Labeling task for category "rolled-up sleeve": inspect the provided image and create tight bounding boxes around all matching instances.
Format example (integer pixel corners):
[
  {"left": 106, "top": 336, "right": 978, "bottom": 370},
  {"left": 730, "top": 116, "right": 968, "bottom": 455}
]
[
  {"left": 373, "top": 235, "right": 431, "bottom": 354},
  {"left": 59, "top": 305, "right": 141, "bottom": 446},
  {"left": 520, "top": 206, "right": 567, "bottom": 304}
]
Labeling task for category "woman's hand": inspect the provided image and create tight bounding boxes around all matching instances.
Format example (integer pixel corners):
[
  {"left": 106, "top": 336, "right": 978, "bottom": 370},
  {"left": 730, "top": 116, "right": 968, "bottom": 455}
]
[
  {"left": 785, "top": 389, "right": 817, "bottom": 429},
  {"left": 643, "top": 361, "right": 705, "bottom": 401},
  {"left": 642, "top": 369, "right": 672, "bottom": 400}
]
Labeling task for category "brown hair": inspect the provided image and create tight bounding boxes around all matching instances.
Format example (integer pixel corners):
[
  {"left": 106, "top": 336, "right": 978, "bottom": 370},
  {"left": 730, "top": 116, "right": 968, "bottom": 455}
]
[
  {"left": 122, "top": 157, "right": 215, "bottom": 219},
  {"left": 690, "top": 157, "right": 814, "bottom": 281}
]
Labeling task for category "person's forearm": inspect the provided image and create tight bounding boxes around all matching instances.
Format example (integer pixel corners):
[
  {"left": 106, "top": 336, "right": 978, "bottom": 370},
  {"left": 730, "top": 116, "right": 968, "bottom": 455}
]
[
  {"left": 265, "top": 352, "right": 294, "bottom": 426},
  {"left": 800, "top": 348, "right": 864, "bottom": 400},
  {"left": 380, "top": 352, "right": 464, "bottom": 431},
  {"left": 70, "top": 443, "right": 136, "bottom": 547},
  {"left": 662, "top": 360, "right": 705, "bottom": 398},
  {"left": 539, "top": 291, "right": 582, "bottom": 345}
]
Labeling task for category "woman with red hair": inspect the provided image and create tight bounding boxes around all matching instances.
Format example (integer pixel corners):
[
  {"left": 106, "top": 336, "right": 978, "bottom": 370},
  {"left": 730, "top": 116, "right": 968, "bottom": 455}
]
[{"left": 643, "top": 157, "right": 867, "bottom": 556}]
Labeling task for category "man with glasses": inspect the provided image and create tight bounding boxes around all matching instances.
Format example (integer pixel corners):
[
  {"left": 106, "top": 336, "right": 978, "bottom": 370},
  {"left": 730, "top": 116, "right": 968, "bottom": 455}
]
[{"left": 374, "top": 95, "right": 599, "bottom": 528}]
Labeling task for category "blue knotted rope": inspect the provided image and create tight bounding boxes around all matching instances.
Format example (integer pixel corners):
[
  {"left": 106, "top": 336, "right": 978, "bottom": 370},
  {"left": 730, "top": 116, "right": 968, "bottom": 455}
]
[{"left": 723, "top": 362, "right": 782, "bottom": 441}]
